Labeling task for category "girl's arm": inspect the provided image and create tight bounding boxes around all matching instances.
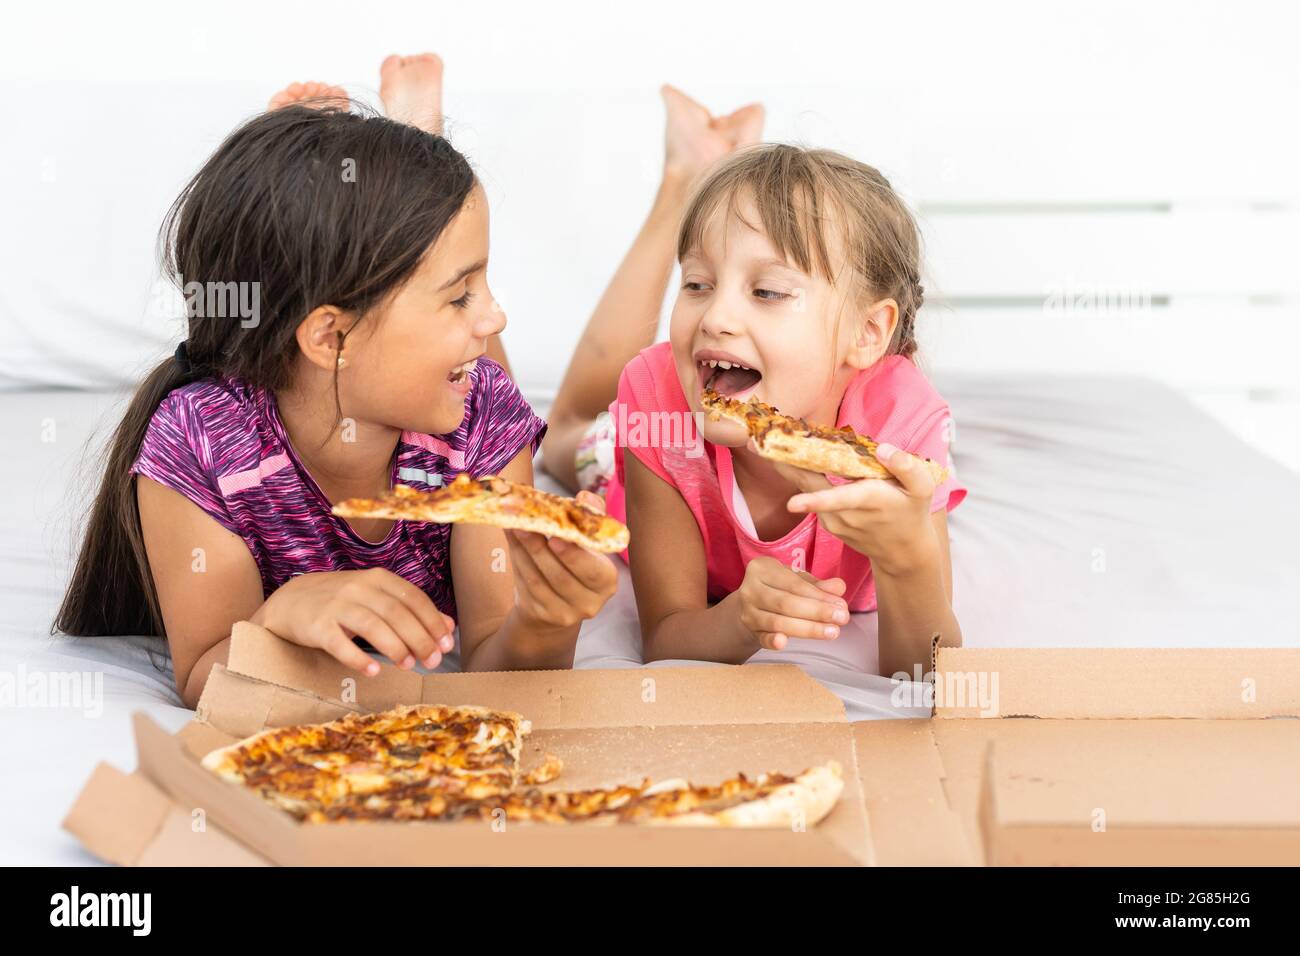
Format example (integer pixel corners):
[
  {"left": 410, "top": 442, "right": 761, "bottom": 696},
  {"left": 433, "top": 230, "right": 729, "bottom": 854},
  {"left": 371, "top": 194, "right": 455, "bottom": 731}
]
[
  {"left": 451, "top": 446, "right": 618, "bottom": 670},
  {"left": 137, "top": 477, "right": 266, "bottom": 708},
  {"left": 138, "top": 478, "right": 456, "bottom": 708},
  {"left": 626, "top": 453, "right": 848, "bottom": 663},
  {"left": 780, "top": 445, "right": 962, "bottom": 679},
  {"left": 872, "top": 509, "right": 960, "bottom": 679}
]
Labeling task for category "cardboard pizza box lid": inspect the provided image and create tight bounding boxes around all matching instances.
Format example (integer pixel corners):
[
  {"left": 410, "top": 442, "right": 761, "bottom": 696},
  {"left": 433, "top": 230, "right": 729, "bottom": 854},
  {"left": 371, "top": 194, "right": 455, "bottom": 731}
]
[
  {"left": 902, "top": 646, "right": 1300, "bottom": 866},
  {"left": 848, "top": 640, "right": 1300, "bottom": 866}
]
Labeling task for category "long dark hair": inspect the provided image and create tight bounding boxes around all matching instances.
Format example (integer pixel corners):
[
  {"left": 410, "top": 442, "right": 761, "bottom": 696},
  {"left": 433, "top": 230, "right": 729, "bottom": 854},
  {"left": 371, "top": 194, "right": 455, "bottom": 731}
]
[{"left": 54, "top": 103, "right": 476, "bottom": 637}]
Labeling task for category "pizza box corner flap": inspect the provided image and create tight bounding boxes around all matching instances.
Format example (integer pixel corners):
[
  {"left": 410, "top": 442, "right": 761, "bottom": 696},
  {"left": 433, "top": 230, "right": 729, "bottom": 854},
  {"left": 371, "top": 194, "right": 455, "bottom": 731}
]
[
  {"left": 131, "top": 709, "right": 311, "bottom": 863},
  {"left": 61, "top": 760, "right": 173, "bottom": 867}
]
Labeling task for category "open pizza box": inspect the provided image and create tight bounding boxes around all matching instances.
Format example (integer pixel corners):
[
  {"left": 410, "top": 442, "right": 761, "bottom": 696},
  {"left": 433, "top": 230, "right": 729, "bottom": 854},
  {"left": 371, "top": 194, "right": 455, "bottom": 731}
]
[
  {"left": 64, "top": 626, "right": 1300, "bottom": 866},
  {"left": 861, "top": 647, "right": 1300, "bottom": 866},
  {"left": 63, "top": 622, "right": 872, "bottom": 866}
]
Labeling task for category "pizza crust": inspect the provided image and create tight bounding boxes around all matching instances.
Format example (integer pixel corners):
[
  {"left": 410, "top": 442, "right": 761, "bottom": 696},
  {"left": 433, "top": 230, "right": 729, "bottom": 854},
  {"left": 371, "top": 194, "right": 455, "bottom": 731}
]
[
  {"left": 758, "top": 430, "right": 894, "bottom": 480},
  {"left": 648, "top": 762, "right": 844, "bottom": 828}
]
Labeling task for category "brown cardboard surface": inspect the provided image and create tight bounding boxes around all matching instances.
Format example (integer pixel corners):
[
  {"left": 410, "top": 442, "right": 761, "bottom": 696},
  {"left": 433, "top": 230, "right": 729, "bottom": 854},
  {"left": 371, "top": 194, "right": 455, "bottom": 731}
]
[
  {"left": 978, "top": 720, "right": 1300, "bottom": 865},
  {"left": 851, "top": 647, "right": 1300, "bottom": 866},
  {"left": 62, "top": 762, "right": 268, "bottom": 866},
  {"left": 926, "top": 650, "right": 1300, "bottom": 865},
  {"left": 62, "top": 622, "right": 1300, "bottom": 866},
  {"left": 933, "top": 647, "right": 1300, "bottom": 718},
  {"left": 851, "top": 720, "right": 977, "bottom": 866},
  {"left": 224, "top": 621, "right": 847, "bottom": 728},
  {"left": 63, "top": 763, "right": 173, "bottom": 866},
  {"left": 61, "top": 622, "right": 873, "bottom": 866}
]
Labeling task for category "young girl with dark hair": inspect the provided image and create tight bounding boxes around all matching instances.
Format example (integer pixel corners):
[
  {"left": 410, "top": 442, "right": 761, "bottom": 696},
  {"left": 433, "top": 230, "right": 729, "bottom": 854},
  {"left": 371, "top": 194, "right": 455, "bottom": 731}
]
[{"left": 54, "top": 58, "right": 613, "bottom": 706}]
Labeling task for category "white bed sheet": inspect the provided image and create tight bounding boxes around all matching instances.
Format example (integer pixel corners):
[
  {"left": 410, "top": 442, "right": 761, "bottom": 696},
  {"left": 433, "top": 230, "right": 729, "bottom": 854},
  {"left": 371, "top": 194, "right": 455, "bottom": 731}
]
[{"left": 2, "top": 374, "right": 1297, "bottom": 864}]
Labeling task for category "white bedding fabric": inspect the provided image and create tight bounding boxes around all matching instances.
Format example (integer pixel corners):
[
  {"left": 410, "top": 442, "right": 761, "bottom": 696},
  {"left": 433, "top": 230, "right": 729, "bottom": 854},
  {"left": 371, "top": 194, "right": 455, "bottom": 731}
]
[{"left": 2, "top": 374, "right": 1297, "bottom": 864}]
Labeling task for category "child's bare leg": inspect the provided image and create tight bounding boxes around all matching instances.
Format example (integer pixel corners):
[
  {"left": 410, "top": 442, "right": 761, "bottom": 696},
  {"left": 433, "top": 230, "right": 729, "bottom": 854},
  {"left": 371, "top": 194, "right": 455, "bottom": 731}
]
[
  {"left": 540, "top": 175, "right": 688, "bottom": 491},
  {"left": 376, "top": 53, "right": 513, "bottom": 374},
  {"left": 541, "top": 86, "right": 764, "bottom": 492}
]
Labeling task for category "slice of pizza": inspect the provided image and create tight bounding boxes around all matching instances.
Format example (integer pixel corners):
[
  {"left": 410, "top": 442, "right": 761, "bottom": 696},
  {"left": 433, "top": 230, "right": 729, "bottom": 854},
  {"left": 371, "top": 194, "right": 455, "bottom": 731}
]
[
  {"left": 299, "top": 762, "right": 844, "bottom": 828},
  {"left": 201, "top": 703, "right": 562, "bottom": 820},
  {"left": 701, "top": 388, "right": 948, "bottom": 484},
  {"left": 331, "top": 475, "right": 630, "bottom": 554},
  {"left": 495, "top": 761, "right": 844, "bottom": 828}
]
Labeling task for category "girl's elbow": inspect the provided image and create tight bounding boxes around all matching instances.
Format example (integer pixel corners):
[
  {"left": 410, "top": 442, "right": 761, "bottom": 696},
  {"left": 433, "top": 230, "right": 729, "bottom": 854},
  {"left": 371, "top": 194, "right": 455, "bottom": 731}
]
[
  {"left": 178, "top": 669, "right": 204, "bottom": 710},
  {"left": 176, "top": 651, "right": 220, "bottom": 710},
  {"left": 639, "top": 623, "right": 665, "bottom": 663}
]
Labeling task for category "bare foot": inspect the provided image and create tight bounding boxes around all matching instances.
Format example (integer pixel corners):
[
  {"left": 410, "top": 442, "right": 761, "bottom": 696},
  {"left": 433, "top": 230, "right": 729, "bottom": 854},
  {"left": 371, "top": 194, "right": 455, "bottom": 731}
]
[
  {"left": 379, "top": 53, "right": 444, "bottom": 134},
  {"left": 661, "top": 84, "right": 765, "bottom": 186},
  {"left": 267, "top": 80, "right": 349, "bottom": 112}
]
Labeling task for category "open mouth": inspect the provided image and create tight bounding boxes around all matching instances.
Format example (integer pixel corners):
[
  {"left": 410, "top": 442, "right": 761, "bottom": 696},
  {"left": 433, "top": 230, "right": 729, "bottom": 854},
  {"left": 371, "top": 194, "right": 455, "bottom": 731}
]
[
  {"left": 699, "top": 358, "right": 763, "bottom": 397},
  {"left": 447, "top": 358, "right": 479, "bottom": 385}
]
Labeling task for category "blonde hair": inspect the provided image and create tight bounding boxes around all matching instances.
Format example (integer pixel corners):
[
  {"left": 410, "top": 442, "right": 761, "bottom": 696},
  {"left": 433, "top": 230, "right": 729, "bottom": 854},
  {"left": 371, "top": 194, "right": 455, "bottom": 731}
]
[{"left": 677, "top": 143, "right": 924, "bottom": 359}]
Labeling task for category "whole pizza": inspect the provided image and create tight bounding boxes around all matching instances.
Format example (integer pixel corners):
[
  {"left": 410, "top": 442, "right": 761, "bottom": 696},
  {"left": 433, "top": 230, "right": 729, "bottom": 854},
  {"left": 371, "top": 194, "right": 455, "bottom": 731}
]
[{"left": 202, "top": 704, "right": 843, "bottom": 828}]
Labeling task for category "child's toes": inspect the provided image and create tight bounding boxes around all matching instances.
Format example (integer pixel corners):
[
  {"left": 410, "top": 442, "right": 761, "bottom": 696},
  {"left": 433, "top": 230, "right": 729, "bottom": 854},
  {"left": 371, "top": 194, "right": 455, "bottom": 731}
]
[
  {"left": 267, "top": 80, "right": 348, "bottom": 112},
  {"left": 410, "top": 52, "right": 443, "bottom": 74},
  {"left": 303, "top": 81, "right": 345, "bottom": 105},
  {"left": 267, "top": 82, "right": 305, "bottom": 110}
]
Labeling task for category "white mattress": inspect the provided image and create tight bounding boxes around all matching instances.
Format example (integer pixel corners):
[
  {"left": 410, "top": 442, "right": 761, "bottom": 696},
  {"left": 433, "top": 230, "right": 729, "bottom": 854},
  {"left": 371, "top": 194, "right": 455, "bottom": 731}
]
[{"left": 3, "top": 375, "right": 1297, "bottom": 864}]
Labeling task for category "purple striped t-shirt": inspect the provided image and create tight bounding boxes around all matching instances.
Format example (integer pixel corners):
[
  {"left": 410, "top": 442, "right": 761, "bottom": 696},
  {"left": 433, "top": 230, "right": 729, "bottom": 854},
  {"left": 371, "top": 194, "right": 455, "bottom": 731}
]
[{"left": 130, "top": 357, "right": 547, "bottom": 620}]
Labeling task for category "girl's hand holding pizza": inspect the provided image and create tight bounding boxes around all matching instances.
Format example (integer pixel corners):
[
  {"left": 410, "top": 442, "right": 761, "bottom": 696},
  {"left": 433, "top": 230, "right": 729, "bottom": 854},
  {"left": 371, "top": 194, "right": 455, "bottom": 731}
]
[
  {"left": 504, "top": 490, "right": 619, "bottom": 629},
  {"left": 773, "top": 441, "right": 941, "bottom": 576},
  {"left": 253, "top": 569, "right": 458, "bottom": 676}
]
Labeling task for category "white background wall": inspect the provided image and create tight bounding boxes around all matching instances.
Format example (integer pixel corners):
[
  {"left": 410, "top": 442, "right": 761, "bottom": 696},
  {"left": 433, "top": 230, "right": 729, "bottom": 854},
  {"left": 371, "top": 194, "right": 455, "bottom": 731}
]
[{"left": 3, "top": 0, "right": 1297, "bottom": 466}]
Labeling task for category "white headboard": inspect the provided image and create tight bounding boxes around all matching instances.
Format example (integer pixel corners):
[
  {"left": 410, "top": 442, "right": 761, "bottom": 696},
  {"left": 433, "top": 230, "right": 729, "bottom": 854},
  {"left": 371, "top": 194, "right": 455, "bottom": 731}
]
[{"left": 907, "top": 115, "right": 1298, "bottom": 394}]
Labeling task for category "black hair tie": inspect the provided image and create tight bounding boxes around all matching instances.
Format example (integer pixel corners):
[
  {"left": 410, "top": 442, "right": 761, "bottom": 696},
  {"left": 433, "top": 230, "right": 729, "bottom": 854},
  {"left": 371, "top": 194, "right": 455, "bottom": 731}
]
[{"left": 173, "top": 340, "right": 194, "bottom": 375}]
